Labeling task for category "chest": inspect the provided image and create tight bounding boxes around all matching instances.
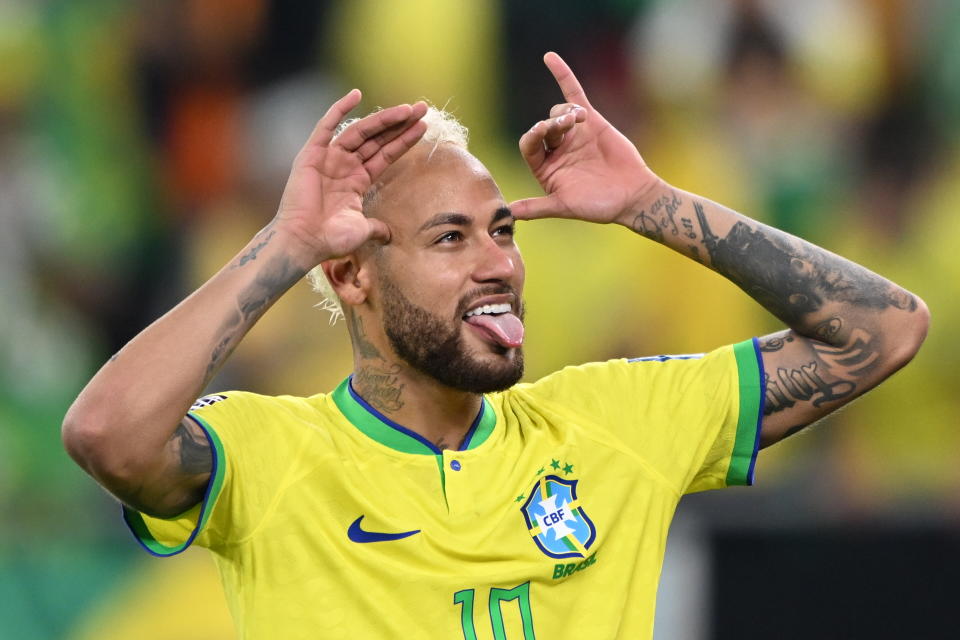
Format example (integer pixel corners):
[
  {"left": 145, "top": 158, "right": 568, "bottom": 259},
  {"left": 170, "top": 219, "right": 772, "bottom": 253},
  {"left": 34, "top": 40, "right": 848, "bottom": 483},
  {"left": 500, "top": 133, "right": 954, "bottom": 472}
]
[{"left": 250, "top": 431, "right": 676, "bottom": 588}]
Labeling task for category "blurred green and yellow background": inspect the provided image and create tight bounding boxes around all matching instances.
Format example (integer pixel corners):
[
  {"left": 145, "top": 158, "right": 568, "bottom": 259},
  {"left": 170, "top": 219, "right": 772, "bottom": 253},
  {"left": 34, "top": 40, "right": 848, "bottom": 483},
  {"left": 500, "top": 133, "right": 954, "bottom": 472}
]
[{"left": 1, "top": 0, "right": 958, "bottom": 638}]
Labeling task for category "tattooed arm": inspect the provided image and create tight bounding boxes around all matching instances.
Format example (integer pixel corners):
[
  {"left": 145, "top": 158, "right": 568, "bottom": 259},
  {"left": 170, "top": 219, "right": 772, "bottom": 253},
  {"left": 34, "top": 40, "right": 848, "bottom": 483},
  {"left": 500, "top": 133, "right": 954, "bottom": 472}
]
[
  {"left": 512, "top": 53, "right": 929, "bottom": 447},
  {"left": 625, "top": 188, "right": 928, "bottom": 446},
  {"left": 62, "top": 93, "right": 428, "bottom": 517}
]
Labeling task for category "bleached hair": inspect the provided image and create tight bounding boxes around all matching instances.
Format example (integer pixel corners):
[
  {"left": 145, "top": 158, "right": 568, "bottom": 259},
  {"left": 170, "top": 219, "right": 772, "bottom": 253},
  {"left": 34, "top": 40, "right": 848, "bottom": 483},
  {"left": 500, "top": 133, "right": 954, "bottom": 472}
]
[{"left": 305, "top": 105, "right": 469, "bottom": 324}]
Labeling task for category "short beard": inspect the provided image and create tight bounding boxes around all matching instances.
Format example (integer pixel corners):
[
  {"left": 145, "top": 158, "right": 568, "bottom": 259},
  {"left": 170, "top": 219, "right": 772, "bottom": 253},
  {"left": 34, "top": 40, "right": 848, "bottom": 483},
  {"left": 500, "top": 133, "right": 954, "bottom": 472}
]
[{"left": 379, "top": 277, "right": 524, "bottom": 393}]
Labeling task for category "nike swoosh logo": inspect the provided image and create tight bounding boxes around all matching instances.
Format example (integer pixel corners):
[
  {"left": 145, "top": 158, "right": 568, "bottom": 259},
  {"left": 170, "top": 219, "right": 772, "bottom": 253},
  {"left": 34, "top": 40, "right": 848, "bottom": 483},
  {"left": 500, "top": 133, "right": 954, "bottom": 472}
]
[{"left": 347, "top": 516, "right": 421, "bottom": 543}]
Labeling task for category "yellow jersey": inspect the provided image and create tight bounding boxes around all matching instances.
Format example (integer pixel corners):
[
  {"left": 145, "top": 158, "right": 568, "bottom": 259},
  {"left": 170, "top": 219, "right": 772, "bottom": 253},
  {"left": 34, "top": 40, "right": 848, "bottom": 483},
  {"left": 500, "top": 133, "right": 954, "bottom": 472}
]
[{"left": 123, "top": 339, "right": 764, "bottom": 639}]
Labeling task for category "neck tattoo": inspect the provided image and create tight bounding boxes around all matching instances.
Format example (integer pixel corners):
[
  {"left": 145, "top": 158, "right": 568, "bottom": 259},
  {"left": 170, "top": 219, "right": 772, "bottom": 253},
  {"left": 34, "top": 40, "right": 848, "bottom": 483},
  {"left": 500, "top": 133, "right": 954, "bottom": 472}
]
[{"left": 354, "top": 363, "right": 405, "bottom": 413}]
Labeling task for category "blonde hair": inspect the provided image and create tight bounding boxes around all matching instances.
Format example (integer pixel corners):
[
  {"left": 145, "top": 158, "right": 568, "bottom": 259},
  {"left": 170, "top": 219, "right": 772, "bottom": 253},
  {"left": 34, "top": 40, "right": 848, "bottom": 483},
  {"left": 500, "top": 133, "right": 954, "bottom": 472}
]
[{"left": 305, "top": 105, "right": 469, "bottom": 324}]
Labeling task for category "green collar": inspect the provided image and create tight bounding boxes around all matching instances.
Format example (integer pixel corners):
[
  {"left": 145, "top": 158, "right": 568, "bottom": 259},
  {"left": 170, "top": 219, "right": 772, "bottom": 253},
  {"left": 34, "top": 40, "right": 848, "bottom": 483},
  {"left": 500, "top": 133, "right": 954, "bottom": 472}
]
[{"left": 331, "top": 377, "right": 496, "bottom": 455}]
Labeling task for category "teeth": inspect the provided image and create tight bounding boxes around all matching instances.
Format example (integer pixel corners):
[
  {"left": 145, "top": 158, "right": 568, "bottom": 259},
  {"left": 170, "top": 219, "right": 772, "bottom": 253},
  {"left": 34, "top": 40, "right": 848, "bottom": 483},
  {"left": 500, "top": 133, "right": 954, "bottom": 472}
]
[{"left": 465, "top": 303, "right": 512, "bottom": 317}]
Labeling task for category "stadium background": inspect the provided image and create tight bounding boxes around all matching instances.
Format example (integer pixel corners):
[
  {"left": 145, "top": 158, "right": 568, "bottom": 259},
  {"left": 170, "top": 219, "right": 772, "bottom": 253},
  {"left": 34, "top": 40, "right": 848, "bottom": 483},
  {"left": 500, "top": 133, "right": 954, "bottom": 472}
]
[{"left": 1, "top": 0, "right": 958, "bottom": 637}]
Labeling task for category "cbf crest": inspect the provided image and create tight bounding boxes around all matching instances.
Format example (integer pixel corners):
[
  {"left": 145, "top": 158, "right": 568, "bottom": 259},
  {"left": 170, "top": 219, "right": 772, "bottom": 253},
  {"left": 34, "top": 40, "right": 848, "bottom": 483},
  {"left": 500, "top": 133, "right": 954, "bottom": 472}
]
[{"left": 520, "top": 474, "right": 596, "bottom": 559}]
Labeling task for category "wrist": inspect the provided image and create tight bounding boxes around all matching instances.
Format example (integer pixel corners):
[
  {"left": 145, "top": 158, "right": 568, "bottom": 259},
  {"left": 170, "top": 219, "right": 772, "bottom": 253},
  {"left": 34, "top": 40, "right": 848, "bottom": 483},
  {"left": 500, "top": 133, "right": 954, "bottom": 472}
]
[
  {"left": 270, "top": 220, "right": 333, "bottom": 272},
  {"left": 613, "top": 176, "right": 672, "bottom": 230}
]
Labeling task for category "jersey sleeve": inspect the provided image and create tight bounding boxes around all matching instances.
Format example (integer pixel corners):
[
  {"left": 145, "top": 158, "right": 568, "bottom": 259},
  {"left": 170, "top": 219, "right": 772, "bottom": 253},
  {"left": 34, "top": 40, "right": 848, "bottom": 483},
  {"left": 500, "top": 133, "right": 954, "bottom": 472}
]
[
  {"left": 523, "top": 339, "right": 765, "bottom": 495},
  {"left": 121, "top": 391, "right": 300, "bottom": 556}
]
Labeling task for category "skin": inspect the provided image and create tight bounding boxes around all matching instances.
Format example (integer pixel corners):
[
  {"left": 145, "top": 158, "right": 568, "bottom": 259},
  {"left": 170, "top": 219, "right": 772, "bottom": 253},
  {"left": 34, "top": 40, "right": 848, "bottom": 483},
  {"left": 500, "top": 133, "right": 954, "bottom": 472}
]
[
  {"left": 327, "top": 143, "right": 525, "bottom": 447},
  {"left": 62, "top": 92, "right": 433, "bottom": 517},
  {"left": 62, "top": 54, "right": 929, "bottom": 520},
  {"left": 510, "top": 52, "right": 929, "bottom": 447}
]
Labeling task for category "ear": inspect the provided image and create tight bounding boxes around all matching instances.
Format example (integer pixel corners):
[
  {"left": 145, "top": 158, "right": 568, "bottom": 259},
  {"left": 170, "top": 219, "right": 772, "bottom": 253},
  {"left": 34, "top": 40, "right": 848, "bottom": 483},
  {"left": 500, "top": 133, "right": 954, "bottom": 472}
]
[{"left": 322, "top": 256, "right": 369, "bottom": 306}]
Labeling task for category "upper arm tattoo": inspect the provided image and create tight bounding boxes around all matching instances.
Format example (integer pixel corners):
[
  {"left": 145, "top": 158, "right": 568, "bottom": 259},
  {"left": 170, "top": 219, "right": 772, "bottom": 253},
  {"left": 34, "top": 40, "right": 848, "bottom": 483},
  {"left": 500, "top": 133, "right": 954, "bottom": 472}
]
[
  {"left": 118, "top": 417, "right": 212, "bottom": 518},
  {"left": 758, "top": 326, "right": 883, "bottom": 444},
  {"left": 172, "top": 417, "right": 212, "bottom": 475},
  {"left": 763, "top": 352, "right": 857, "bottom": 417}
]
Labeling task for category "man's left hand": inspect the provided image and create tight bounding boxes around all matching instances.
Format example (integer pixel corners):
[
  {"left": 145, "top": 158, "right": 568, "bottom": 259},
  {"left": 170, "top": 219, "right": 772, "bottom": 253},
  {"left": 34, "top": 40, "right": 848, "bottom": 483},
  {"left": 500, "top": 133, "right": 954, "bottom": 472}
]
[{"left": 510, "top": 52, "right": 661, "bottom": 226}]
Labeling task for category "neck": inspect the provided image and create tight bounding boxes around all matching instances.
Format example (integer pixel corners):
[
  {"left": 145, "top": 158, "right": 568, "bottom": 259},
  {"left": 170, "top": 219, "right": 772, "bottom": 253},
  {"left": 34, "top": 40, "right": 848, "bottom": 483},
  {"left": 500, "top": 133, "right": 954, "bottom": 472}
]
[{"left": 351, "top": 357, "right": 482, "bottom": 451}]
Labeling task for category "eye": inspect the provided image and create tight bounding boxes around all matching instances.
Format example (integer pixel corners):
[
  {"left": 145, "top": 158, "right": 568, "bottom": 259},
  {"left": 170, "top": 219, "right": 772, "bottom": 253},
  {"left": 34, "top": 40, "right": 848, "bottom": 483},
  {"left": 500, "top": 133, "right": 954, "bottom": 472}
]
[
  {"left": 492, "top": 224, "right": 515, "bottom": 238},
  {"left": 435, "top": 230, "right": 463, "bottom": 244}
]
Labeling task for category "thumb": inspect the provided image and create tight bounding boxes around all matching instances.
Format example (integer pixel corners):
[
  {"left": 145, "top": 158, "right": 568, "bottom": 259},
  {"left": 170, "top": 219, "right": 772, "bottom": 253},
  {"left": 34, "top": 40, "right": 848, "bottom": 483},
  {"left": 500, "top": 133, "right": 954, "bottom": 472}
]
[{"left": 508, "top": 194, "right": 566, "bottom": 220}]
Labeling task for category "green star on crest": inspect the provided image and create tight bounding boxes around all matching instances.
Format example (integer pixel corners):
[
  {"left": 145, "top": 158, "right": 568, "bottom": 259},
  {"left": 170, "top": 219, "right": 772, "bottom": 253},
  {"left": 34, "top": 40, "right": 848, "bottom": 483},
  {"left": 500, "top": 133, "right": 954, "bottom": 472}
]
[
  {"left": 536, "top": 467, "right": 545, "bottom": 475},
  {"left": 550, "top": 459, "right": 561, "bottom": 470},
  {"left": 515, "top": 494, "right": 525, "bottom": 503},
  {"left": 562, "top": 463, "right": 574, "bottom": 475}
]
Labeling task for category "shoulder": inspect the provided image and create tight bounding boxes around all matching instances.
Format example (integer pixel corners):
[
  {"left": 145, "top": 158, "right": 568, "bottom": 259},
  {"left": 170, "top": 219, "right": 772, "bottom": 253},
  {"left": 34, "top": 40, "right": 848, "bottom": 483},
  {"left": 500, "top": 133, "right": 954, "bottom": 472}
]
[
  {"left": 495, "top": 343, "right": 746, "bottom": 416},
  {"left": 506, "top": 348, "right": 722, "bottom": 398},
  {"left": 492, "top": 359, "right": 650, "bottom": 425},
  {"left": 187, "top": 389, "right": 340, "bottom": 437},
  {"left": 189, "top": 389, "right": 307, "bottom": 415},
  {"left": 190, "top": 389, "right": 333, "bottom": 411}
]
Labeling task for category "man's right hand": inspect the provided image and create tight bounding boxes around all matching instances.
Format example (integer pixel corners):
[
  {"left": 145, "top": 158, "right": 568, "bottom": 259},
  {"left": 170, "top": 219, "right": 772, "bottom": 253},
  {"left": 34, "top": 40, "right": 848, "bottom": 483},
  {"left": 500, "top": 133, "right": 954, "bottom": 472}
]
[{"left": 275, "top": 90, "right": 428, "bottom": 265}]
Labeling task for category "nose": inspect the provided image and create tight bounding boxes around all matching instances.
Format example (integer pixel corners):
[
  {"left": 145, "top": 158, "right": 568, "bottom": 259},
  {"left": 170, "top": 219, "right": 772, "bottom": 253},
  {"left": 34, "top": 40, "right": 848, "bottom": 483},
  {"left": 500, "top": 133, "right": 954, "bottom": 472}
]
[{"left": 472, "top": 235, "right": 518, "bottom": 283}]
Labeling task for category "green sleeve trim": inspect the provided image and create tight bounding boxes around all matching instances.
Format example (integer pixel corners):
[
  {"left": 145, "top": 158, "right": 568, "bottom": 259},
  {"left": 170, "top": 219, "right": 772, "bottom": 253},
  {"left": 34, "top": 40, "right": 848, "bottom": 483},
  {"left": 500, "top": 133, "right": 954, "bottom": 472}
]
[
  {"left": 121, "top": 413, "right": 226, "bottom": 557},
  {"left": 726, "top": 338, "right": 764, "bottom": 486}
]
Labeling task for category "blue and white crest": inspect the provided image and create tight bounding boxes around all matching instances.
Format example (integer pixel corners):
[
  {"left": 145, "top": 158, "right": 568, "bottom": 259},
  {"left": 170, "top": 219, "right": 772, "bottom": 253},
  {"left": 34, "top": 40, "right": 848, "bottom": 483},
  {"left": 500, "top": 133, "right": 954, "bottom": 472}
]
[{"left": 520, "top": 475, "right": 596, "bottom": 559}]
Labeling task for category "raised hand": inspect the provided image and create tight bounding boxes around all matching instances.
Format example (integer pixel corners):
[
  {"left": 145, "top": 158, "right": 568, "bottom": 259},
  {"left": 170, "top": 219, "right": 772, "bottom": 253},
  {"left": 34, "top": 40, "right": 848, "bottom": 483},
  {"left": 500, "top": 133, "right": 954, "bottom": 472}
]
[
  {"left": 510, "top": 53, "right": 660, "bottom": 225},
  {"left": 276, "top": 90, "right": 428, "bottom": 264}
]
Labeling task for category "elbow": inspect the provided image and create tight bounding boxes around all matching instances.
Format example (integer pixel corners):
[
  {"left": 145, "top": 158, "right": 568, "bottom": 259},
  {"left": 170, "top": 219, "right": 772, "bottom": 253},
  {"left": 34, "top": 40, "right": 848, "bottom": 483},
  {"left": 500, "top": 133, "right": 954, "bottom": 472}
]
[
  {"left": 62, "top": 404, "right": 193, "bottom": 518},
  {"left": 62, "top": 404, "right": 102, "bottom": 471},
  {"left": 887, "top": 295, "right": 931, "bottom": 370},
  {"left": 61, "top": 405, "right": 142, "bottom": 490}
]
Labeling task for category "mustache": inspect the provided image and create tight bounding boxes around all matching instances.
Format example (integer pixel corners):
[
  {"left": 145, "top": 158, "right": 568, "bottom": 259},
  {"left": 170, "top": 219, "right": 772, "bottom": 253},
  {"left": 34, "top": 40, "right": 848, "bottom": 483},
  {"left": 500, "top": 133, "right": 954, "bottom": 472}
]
[{"left": 455, "top": 285, "right": 524, "bottom": 319}]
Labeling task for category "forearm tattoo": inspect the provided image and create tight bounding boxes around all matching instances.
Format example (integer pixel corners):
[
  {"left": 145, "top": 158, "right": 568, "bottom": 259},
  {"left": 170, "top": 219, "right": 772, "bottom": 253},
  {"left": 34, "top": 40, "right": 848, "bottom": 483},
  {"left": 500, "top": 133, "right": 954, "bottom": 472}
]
[
  {"left": 629, "top": 191, "right": 919, "bottom": 335},
  {"left": 693, "top": 204, "right": 917, "bottom": 328},
  {"left": 206, "top": 253, "right": 303, "bottom": 378},
  {"left": 630, "top": 191, "right": 682, "bottom": 243},
  {"left": 229, "top": 219, "right": 278, "bottom": 271}
]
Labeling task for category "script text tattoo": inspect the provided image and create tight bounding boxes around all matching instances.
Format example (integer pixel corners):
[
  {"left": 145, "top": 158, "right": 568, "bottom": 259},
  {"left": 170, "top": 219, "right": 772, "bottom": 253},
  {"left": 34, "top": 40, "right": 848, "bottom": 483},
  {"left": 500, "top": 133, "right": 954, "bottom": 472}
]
[
  {"left": 630, "top": 191, "right": 683, "bottom": 242},
  {"left": 354, "top": 363, "right": 405, "bottom": 413}
]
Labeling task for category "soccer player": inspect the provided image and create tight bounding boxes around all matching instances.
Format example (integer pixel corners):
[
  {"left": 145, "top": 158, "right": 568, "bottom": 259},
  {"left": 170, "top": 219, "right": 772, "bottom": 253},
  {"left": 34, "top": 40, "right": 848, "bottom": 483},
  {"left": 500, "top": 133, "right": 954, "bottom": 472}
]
[{"left": 63, "top": 53, "right": 928, "bottom": 639}]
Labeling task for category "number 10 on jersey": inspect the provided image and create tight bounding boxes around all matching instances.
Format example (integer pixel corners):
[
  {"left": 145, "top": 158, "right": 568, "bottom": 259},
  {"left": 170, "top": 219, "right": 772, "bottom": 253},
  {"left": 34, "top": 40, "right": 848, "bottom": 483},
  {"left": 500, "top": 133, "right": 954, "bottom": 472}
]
[{"left": 453, "top": 582, "right": 536, "bottom": 639}]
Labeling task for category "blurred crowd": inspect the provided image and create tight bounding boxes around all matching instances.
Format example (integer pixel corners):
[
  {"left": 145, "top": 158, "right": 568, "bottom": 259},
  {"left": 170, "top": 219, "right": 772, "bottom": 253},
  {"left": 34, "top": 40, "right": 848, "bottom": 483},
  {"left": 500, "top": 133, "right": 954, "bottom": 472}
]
[{"left": 1, "top": 0, "right": 958, "bottom": 637}]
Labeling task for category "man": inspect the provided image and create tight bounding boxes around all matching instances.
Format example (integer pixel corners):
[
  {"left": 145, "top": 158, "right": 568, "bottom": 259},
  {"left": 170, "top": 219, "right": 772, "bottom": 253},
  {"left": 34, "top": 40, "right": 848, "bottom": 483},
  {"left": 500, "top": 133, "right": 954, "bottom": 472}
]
[{"left": 63, "top": 53, "right": 928, "bottom": 639}]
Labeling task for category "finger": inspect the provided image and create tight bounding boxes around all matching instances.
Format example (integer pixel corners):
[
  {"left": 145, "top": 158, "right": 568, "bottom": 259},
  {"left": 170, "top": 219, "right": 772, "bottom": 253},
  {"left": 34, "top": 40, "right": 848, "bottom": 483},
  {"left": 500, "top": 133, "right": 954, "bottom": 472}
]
[
  {"left": 366, "top": 218, "right": 392, "bottom": 245},
  {"left": 543, "top": 52, "right": 591, "bottom": 108},
  {"left": 363, "top": 118, "right": 428, "bottom": 179},
  {"left": 521, "top": 112, "right": 580, "bottom": 158},
  {"left": 354, "top": 121, "right": 412, "bottom": 162},
  {"left": 308, "top": 89, "right": 362, "bottom": 148},
  {"left": 542, "top": 112, "right": 578, "bottom": 150},
  {"left": 336, "top": 102, "right": 419, "bottom": 152},
  {"left": 508, "top": 195, "right": 566, "bottom": 220},
  {"left": 354, "top": 102, "right": 429, "bottom": 161},
  {"left": 518, "top": 121, "right": 547, "bottom": 169},
  {"left": 549, "top": 102, "right": 588, "bottom": 121}
]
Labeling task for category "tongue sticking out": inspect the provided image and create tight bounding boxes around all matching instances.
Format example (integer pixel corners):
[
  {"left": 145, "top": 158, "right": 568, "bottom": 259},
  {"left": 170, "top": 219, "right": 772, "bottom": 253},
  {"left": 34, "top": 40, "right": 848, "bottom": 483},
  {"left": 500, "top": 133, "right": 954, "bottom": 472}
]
[{"left": 465, "top": 313, "right": 524, "bottom": 348}]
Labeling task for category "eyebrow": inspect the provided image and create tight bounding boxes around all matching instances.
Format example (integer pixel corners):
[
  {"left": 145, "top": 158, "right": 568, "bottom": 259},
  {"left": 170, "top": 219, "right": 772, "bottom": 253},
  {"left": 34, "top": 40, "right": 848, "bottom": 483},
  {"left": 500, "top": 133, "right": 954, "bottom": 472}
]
[
  {"left": 492, "top": 207, "right": 514, "bottom": 224},
  {"left": 418, "top": 212, "right": 471, "bottom": 233},
  {"left": 417, "top": 207, "right": 514, "bottom": 233}
]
